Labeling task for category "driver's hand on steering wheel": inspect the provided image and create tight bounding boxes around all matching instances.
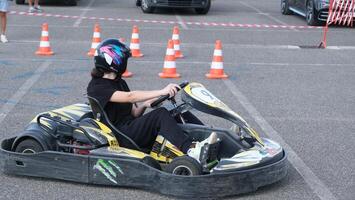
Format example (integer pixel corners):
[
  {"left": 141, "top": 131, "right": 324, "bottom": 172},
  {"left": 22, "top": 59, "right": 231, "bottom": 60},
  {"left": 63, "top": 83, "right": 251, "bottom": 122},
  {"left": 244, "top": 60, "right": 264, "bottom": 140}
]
[{"left": 161, "top": 83, "right": 181, "bottom": 98}]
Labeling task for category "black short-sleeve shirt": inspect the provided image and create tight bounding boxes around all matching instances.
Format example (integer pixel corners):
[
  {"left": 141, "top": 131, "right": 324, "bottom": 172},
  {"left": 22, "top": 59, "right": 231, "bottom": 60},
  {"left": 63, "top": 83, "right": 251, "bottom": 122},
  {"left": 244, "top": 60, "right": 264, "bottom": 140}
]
[{"left": 87, "top": 77, "right": 133, "bottom": 126}]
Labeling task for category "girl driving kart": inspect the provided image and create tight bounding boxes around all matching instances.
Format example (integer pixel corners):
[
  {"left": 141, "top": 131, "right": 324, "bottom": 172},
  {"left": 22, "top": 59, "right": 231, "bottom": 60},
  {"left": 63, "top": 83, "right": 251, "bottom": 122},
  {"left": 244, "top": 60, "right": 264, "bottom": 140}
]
[{"left": 87, "top": 39, "right": 217, "bottom": 162}]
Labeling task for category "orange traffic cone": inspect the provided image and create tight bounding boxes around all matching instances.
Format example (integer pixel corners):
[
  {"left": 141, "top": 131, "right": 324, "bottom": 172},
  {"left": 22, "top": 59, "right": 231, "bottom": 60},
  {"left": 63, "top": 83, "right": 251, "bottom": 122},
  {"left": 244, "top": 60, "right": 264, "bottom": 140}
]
[
  {"left": 172, "top": 26, "right": 183, "bottom": 58},
  {"left": 88, "top": 23, "right": 101, "bottom": 57},
  {"left": 130, "top": 25, "right": 143, "bottom": 58},
  {"left": 119, "top": 38, "right": 133, "bottom": 78},
  {"left": 159, "top": 40, "right": 180, "bottom": 78},
  {"left": 206, "top": 40, "right": 228, "bottom": 79},
  {"left": 122, "top": 68, "right": 133, "bottom": 78},
  {"left": 35, "top": 23, "right": 54, "bottom": 56}
]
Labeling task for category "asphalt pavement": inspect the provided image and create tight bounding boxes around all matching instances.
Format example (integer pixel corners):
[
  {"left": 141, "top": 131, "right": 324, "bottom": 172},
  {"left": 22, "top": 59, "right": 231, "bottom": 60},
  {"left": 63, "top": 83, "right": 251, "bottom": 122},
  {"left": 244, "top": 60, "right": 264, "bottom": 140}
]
[{"left": 0, "top": 0, "right": 354, "bottom": 199}]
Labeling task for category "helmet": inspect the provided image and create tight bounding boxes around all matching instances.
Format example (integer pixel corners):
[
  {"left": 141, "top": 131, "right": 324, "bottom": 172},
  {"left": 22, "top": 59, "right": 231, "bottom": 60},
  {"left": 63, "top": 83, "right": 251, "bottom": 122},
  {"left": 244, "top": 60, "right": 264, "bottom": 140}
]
[{"left": 94, "top": 39, "right": 131, "bottom": 76}]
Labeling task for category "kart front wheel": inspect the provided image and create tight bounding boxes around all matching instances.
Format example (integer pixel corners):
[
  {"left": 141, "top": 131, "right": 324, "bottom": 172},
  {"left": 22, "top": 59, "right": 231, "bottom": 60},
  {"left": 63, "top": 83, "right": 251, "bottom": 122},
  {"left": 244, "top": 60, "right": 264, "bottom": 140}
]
[
  {"left": 165, "top": 156, "right": 202, "bottom": 176},
  {"left": 15, "top": 139, "right": 43, "bottom": 153}
]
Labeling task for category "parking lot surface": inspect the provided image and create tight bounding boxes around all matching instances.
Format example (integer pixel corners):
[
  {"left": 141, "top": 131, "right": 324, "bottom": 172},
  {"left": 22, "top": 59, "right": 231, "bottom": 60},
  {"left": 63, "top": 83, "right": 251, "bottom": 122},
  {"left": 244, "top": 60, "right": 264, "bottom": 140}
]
[{"left": 0, "top": 0, "right": 354, "bottom": 199}]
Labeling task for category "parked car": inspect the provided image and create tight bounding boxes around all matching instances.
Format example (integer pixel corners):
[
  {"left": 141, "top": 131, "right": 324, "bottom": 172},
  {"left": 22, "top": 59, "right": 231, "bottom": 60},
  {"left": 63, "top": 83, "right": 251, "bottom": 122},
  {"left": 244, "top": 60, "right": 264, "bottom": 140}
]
[
  {"left": 281, "top": 0, "right": 330, "bottom": 25},
  {"left": 136, "top": 0, "right": 211, "bottom": 14},
  {"left": 16, "top": 0, "right": 78, "bottom": 6}
]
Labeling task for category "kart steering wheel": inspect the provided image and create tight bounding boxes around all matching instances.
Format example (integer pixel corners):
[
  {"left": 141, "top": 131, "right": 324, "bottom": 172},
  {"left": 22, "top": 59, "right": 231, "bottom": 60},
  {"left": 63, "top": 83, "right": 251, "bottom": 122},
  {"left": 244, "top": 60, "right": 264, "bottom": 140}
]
[{"left": 150, "top": 81, "right": 189, "bottom": 108}]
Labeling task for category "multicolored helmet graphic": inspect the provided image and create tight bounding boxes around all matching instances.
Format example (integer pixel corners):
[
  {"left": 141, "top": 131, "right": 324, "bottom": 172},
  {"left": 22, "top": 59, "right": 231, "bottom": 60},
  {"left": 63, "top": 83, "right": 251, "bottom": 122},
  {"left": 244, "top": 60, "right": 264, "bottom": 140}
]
[{"left": 94, "top": 39, "right": 131, "bottom": 75}]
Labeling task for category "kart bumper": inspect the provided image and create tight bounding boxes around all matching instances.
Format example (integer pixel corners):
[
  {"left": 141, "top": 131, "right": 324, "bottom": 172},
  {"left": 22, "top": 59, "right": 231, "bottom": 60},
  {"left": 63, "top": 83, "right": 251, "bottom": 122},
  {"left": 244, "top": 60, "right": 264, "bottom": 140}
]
[
  {"left": 148, "top": 0, "right": 209, "bottom": 8},
  {"left": 0, "top": 137, "right": 288, "bottom": 198}
]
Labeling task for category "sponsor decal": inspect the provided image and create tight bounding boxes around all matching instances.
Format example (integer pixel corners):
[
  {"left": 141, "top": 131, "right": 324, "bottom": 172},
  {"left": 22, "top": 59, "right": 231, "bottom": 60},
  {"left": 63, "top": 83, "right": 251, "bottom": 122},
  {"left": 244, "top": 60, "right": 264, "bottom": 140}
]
[{"left": 93, "top": 159, "right": 124, "bottom": 184}]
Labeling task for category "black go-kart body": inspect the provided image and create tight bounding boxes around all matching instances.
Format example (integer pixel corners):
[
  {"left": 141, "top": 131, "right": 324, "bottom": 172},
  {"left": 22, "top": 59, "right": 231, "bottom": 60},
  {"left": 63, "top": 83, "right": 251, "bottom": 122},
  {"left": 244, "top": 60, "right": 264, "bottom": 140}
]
[{"left": 0, "top": 82, "right": 287, "bottom": 198}]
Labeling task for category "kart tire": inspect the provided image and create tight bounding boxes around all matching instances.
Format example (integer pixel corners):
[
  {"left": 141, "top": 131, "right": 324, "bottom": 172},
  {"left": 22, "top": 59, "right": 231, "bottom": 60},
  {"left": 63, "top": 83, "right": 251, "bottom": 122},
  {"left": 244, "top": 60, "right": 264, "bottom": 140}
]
[
  {"left": 142, "top": 156, "right": 162, "bottom": 170},
  {"left": 15, "top": 0, "right": 25, "bottom": 4},
  {"left": 195, "top": 0, "right": 211, "bottom": 15},
  {"left": 165, "top": 156, "right": 202, "bottom": 176},
  {"left": 281, "top": 0, "right": 292, "bottom": 15},
  {"left": 136, "top": 0, "right": 141, "bottom": 7},
  {"left": 15, "top": 139, "right": 43, "bottom": 154},
  {"left": 141, "top": 0, "right": 154, "bottom": 13}
]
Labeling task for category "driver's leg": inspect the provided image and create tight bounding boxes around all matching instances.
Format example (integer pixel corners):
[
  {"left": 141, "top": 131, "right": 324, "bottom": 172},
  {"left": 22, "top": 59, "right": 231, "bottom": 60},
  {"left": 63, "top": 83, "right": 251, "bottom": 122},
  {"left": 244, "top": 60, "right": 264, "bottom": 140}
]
[
  {"left": 118, "top": 108, "right": 193, "bottom": 153},
  {"left": 175, "top": 111, "right": 204, "bottom": 125}
]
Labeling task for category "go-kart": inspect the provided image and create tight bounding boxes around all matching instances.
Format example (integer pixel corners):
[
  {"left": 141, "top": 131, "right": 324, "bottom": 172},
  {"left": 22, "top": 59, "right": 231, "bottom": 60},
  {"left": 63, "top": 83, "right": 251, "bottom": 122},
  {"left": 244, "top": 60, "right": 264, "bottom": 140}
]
[{"left": 0, "top": 82, "right": 287, "bottom": 198}]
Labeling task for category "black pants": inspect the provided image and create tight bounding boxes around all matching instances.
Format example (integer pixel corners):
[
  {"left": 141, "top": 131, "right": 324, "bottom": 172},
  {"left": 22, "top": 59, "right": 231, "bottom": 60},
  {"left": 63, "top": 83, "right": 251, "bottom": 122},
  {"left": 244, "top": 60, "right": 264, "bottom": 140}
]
[{"left": 116, "top": 108, "right": 193, "bottom": 153}]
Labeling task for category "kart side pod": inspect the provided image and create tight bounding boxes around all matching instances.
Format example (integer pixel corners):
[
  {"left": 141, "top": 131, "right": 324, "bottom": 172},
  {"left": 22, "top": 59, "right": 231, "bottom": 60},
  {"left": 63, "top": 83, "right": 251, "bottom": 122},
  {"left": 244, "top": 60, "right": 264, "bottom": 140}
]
[{"left": 0, "top": 137, "right": 288, "bottom": 198}]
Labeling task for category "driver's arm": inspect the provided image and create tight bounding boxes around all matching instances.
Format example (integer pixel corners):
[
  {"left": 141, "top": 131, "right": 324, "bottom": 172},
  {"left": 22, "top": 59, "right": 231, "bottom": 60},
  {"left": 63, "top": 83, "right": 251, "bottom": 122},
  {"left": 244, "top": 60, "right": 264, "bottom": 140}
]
[
  {"left": 130, "top": 97, "right": 158, "bottom": 117},
  {"left": 131, "top": 103, "right": 146, "bottom": 118},
  {"left": 109, "top": 83, "right": 179, "bottom": 104}
]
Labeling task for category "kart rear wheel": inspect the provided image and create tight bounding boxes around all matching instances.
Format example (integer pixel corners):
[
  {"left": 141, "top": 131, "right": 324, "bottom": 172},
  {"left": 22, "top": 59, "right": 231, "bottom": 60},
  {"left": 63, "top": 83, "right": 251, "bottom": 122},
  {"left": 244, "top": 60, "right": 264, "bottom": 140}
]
[
  {"left": 165, "top": 156, "right": 202, "bottom": 176},
  {"left": 15, "top": 139, "right": 43, "bottom": 154}
]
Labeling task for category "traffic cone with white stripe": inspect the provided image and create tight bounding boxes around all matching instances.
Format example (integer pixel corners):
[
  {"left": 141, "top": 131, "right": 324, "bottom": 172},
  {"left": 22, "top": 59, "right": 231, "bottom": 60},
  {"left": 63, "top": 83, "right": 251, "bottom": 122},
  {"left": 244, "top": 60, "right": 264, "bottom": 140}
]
[
  {"left": 119, "top": 38, "right": 133, "bottom": 78},
  {"left": 159, "top": 39, "right": 180, "bottom": 78},
  {"left": 172, "top": 26, "right": 183, "bottom": 58},
  {"left": 206, "top": 40, "right": 228, "bottom": 79},
  {"left": 87, "top": 23, "right": 101, "bottom": 57},
  {"left": 35, "top": 23, "right": 54, "bottom": 56},
  {"left": 130, "top": 25, "right": 144, "bottom": 58}
]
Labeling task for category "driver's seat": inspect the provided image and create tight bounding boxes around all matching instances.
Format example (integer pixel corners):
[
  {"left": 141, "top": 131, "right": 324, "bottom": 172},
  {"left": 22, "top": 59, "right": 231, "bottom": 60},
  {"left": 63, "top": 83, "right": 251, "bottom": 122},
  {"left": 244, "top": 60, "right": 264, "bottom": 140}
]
[{"left": 87, "top": 96, "right": 142, "bottom": 151}]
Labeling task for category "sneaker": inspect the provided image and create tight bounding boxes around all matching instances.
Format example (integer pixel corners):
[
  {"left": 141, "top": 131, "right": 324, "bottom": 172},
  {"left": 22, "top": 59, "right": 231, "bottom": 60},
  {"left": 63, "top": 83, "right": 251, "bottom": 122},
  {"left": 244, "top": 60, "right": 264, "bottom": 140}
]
[
  {"left": 28, "top": 6, "right": 36, "bottom": 13},
  {"left": 34, "top": 5, "right": 43, "bottom": 13},
  {"left": 0, "top": 35, "right": 8, "bottom": 43},
  {"left": 187, "top": 132, "right": 218, "bottom": 162}
]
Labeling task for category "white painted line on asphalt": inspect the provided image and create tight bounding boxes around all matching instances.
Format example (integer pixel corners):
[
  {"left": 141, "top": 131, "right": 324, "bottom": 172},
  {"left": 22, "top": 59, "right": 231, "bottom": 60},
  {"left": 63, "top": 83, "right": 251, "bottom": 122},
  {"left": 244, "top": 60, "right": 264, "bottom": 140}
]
[
  {"left": 238, "top": 1, "right": 298, "bottom": 31},
  {"left": 8, "top": 24, "right": 327, "bottom": 33},
  {"left": 0, "top": 61, "right": 52, "bottom": 125},
  {"left": 326, "top": 46, "right": 341, "bottom": 50},
  {"left": 73, "top": 0, "right": 96, "bottom": 27},
  {"left": 287, "top": 45, "right": 301, "bottom": 49},
  {"left": 327, "top": 46, "right": 355, "bottom": 50},
  {"left": 175, "top": 15, "right": 188, "bottom": 30},
  {"left": 2, "top": 58, "right": 355, "bottom": 68},
  {"left": 130, "top": 60, "right": 212, "bottom": 64},
  {"left": 9, "top": 11, "right": 322, "bottom": 30},
  {"left": 9, "top": 39, "right": 355, "bottom": 51},
  {"left": 0, "top": 57, "right": 213, "bottom": 64},
  {"left": 248, "top": 62, "right": 355, "bottom": 67},
  {"left": 266, "top": 116, "right": 355, "bottom": 123},
  {"left": 0, "top": 40, "right": 301, "bottom": 49},
  {"left": 223, "top": 79, "right": 338, "bottom": 200},
  {"left": 79, "top": 8, "right": 94, "bottom": 11}
]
